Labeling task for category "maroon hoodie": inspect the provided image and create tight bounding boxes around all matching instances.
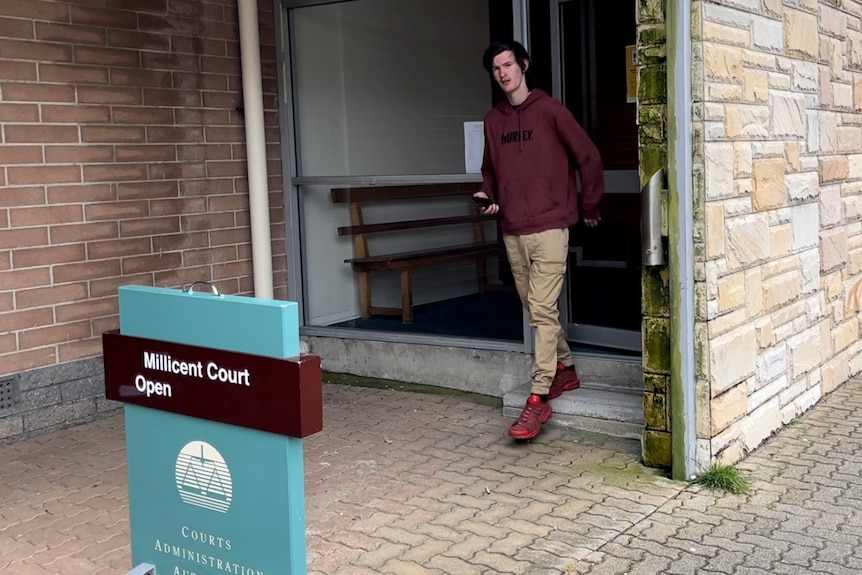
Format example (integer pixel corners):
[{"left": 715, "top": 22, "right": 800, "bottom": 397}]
[{"left": 480, "top": 89, "right": 604, "bottom": 236}]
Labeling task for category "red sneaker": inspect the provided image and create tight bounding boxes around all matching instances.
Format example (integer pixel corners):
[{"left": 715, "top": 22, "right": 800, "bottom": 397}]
[
  {"left": 508, "top": 394, "right": 553, "bottom": 440},
  {"left": 549, "top": 362, "right": 580, "bottom": 400}
]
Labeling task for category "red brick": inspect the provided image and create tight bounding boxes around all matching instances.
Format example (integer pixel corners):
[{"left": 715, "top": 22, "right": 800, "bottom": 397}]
[
  {"left": 0, "top": 103, "right": 39, "bottom": 122},
  {"left": 110, "top": 68, "right": 172, "bottom": 88},
  {"left": 122, "top": 252, "right": 182, "bottom": 274},
  {"left": 112, "top": 106, "right": 174, "bottom": 125},
  {"left": 42, "top": 104, "right": 112, "bottom": 124},
  {"left": 47, "top": 184, "right": 114, "bottom": 204},
  {"left": 0, "top": 250, "right": 9, "bottom": 270},
  {"left": 1, "top": 146, "right": 44, "bottom": 165},
  {"left": 0, "top": 1, "right": 70, "bottom": 21},
  {"left": 81, "top": 126, "right": 146, "bottom": 144},
  {"left": 10, "top": 204, "right": 83, "bottom": 227},
  {"left": 201, "top": 55, "right": 241, "bottom": 75},
  {"left": 5, "top": 124, "right": 79, "bottom": 144},
  {"left": 170, "top": 36, "right": 227, "bottom": 57},
  {"left": 177, "top": 144, "right": 232, "bottom": 162},
  {"left": 8, "top": 166, "right": 81, "bottom": 186},
  {"left": 213, "top": 260, "right": 251, "bottom": 280},
  {"left": 143, "top": 88, "right": 203, "bottom": 108},
  {"left": 182, "top": 246, "right": 237, "bottom": 266},
  {"left": 35, "top": 22, "right": 106, "bottom": 44},
  {"left": 140, "top": 51, "right": 200, "bottom": 72},
  {"left": 207, "top": 194, "right": 248, "bottom": 212},
  {"left": 198, "top": 20, "right": 238, "bottom": 42},
  {"left": 0, "top": 16, "right": 35, "bottom": 39},
  {"left": 138, "top": 14, "right": 198, "bottom": 35},
  {"left": 55, "top": 296, "right": 118, "bottom": 322},
  {"left": 105, "top": 0, "right": 168, "bottom": 13},
  {"left": 176, "top": 108, "right": 232, "bottom": 127},
  {"left": 40, "top": 63, "right": 109, "bottom": 85},
  {"left": 206, "top": 160, "right": 246, "bottom": 178},
  {"left": 74, "top": 46, "right": 140, "bottom": 67},
  {"left": 147, "top": 126, "right": 204, "bottom": 144},
  {"left": 0, "top": 187, "right": 47, "bottom": 209},
  {"left": 19, "top": 321, "right": 93, "bottom": 350},
  {"left": 0, "top": 347, "right": 57, "bottom": 375},
  {"left": 210, "top": 228, "right": 248, "bottom": 246},
  {"left": 84, "top": 201, "right": 150, "bottom": 221},
  {"left": 50, "top": 222, "right": 118, "bottom": 244},
  {"left": 172, "top": 0, "right": 225, "bottom": 21},
  {"left": 152, "top": 231, "right": 208, "bottom": 251},
  {"left": 45, "top": 145, "right": 114, "bottom": 164},
  {"left": 1, "top": 306, "right": 54, "bottom": 332},
  {"left": 119, "top": 216, "right": 180, "bottom": 237},
  {"left": 12, "top": 244, "right": 86, "bottom": 269},
  {"left": 92, "top": 315, "right": 120, "bottom": 335},
  {"left": 179, "top": 178, "right": 233, "bottom": 196},
  {"left": 115, "top": 144, "right": 176, "bottom": 162},
  {"left": 116, "top": 180, "right": 177, "bottom": 200},
  {"left": 15, "top": 283, "right": 88, "bottom": 309},
  {"left": 148, "top": 161, "right": 205, "bottom": 180},
  {"left": 53, "top": 260, "right": 121, "bottom": 284},
  {"left": 58, "top": 336, "right": 103, "bottom": 363},
  {"left": 1, "top": 82, "right": 76, "bottom": 103},
  {"left": 70, "top": 6, "right": 138, "bottom": 29},
  {"left": 0, "top": 228, "right": 48, "bottom": 249},
  {"left": 0, "top": 266, "right": 51, "bottom": 290},
  {"left": 82, "top": 163, "right": 148, "bottom": 183},
  {"left": 0, "top": 61, "right": 38, "bottom": 81},
  {"left": 150, "top": 197, "right": 207, "bottom": 216},
  {"left": 106, "top": 29, "right": 170, "bottom": 51},
  {"left": 87, "top": 237, "right": 151, "bottom": 260},
  {"left": 173, "top": 72, "right": 227, "bottom": 91},
  {"left": 202, "top": 92, "right": 241, "bottom": 110},
  {"left": 153, "top": 265, "right": 211, "bottom": 288},
  {"left": 77, "top": 86, "right": 143, "bottom": 106},
  {"left": 0, "top": 40, "right": 72, "bottom": 63},
  {"left": 89, "top": 273, "right": 153, "bottom": 298},
  {"left": 183, "top": 212, "right": 235, "bottom": 231},
  {"left": 0, "top": 333, "right": 15, "bottom": 354},
  {"left": 204, "top": 126, "right": 244, "bottom": 143}
]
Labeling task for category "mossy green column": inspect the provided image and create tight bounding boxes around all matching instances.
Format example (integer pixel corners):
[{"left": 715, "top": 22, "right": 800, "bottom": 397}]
[{"left": 638, "top": 0, "right": 672, "bottom": 469}]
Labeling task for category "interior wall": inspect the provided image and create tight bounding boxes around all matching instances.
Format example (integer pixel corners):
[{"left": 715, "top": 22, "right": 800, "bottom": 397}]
[{"left": 289, "top": 0, "right": 494, "bottom": 324}]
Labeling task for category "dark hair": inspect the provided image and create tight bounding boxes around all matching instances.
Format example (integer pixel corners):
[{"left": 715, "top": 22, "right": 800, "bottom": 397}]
[{"left": 482, "top": 40, "right": 535, "bottom": 91}]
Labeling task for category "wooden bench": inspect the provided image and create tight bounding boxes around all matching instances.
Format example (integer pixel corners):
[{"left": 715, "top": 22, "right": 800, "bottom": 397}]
[{"left": 331, "top": 183, "right": 504, "bottom": 324}]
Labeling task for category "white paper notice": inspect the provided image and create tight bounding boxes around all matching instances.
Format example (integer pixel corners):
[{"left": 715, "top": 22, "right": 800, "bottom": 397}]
[{"left": 464, "top": 121, "right": 484, "bottom": 174}]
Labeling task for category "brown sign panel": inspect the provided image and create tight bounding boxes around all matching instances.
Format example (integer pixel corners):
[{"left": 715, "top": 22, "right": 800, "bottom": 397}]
[{"left": 102, "top": 331, "right": 323, "bottom": 438}]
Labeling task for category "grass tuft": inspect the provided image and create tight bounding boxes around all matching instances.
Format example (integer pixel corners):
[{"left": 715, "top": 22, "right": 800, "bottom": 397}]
[{"left": 693, "top": 464, "right": 750, "bottom": 494}]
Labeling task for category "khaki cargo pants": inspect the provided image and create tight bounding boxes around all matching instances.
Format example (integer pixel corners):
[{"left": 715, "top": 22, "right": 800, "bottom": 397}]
[{"left": 503, "top": 228, "right": 574, "bottom": 396}]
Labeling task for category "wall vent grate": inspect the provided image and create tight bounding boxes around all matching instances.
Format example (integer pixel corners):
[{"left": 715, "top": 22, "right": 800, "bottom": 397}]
[{"left": 0, "top": 377, "right": 19, "bottom": 411}]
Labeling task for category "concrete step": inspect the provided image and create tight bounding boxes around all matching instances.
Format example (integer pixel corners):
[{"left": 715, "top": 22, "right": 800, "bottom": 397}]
[
  {"left": 570, "top": 353, "right": 643, "bottom": 391},
  {"left": 502, "top": 380, "right": 644, "bottom": 440}
]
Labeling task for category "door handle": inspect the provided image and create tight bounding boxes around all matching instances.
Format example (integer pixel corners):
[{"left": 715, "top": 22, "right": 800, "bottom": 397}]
[{"left": 641, "top": 169, "right": 665, "bottom": 266}]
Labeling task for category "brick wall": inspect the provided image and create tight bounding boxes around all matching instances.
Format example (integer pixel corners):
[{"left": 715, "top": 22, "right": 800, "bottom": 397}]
[
  {"left": 693, "top": 0, "right": 862, "bottom": 464},
  {"left": 0, "top": 0, "right": 286, "bottom": 441}
]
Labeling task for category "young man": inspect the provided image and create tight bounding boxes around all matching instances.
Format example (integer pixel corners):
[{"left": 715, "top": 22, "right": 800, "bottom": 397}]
[{"left": 476, "top": 41, "right": 604, "bottom": 440}]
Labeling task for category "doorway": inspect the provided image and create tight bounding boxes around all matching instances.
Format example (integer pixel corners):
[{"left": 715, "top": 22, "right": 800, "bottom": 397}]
[{"left": 530, "top": 0, "right": 641, "bottom": 353}]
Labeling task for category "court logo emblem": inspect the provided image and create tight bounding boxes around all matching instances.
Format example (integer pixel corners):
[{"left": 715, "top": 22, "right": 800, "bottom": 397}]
[{"left": 175, "top": 441, "right": 233, "bottom": 513}]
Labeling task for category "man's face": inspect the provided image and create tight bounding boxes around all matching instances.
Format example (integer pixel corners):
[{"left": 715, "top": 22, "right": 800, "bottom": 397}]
[{"left": 491, "top": 50, "right": 525, "bottom": 96}]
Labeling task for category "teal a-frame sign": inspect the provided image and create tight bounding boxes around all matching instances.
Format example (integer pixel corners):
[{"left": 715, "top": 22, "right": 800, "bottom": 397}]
[{"left": 104, "top": 284, "right": 323, "bottom": 575}]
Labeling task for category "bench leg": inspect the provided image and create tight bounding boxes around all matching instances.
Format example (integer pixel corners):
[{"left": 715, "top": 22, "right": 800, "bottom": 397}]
[
  {"left": 400, "top": 270, "right": 413, "bottom": 324},
  {"left": 359, "top": 272, "right": 371, "bottom": 319}
]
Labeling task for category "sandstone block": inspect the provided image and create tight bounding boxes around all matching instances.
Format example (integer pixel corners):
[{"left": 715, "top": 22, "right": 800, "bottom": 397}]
[
  {"left": 819, "top": 155, "right": 849, "bottom": 184},
  {"left": 710, "top": 326, "right": 757, "bottom": 394},
  {"left": 819, "top": 184, "right": 842, "bottom": 226},
  {"left": 711, "top": 382, "right": 748, "bottom": 435},
  {"left": 725, "top": 105, "right": 770, "bottom": 139},
  {"left": 784, "top": 10, "right": 819, "bottom": 60},
  {"left": 771, "top": 92, "right": 807, "bottom": 138},
  {"left": 753, "top": 158, "right": 788, "bottom": 210},
  {"left": 791, "top": 202, "right": 819, "bottom": 250},
  {"left": 820, "top": 228, "right": 849, "bottom": 272},
  {"left": 727, "top": 214, "right": 771, "bottom": 266},
  {"left": 705, "top": 143, "right": 735, "bottom": 199},
  {"left": 786, "top": 171, "right": 819, "bottom": 202}
]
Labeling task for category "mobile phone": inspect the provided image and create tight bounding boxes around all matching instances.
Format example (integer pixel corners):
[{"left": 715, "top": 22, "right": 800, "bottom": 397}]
[{"left": 472, "top": 195, "right": 493, "bottom": 209}]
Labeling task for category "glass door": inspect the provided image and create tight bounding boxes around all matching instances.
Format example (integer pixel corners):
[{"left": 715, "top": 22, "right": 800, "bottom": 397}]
[{"left": 549, "top": 0, "right": 642, "bottom": 352}]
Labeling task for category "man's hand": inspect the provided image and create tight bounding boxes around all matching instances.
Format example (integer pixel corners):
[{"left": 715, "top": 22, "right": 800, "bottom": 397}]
[
  {"left": 583, "top": 215, "right": 601, "bottom": 228},
  {"left": 473, "top": 191, "right": 500, "bottom": 214}
]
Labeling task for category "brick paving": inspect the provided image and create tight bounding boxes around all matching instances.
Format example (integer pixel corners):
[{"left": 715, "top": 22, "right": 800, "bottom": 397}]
[{"left": 2, "top": 380, "right": 862, "bottom": 574}]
